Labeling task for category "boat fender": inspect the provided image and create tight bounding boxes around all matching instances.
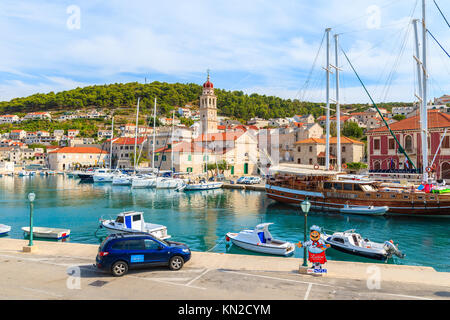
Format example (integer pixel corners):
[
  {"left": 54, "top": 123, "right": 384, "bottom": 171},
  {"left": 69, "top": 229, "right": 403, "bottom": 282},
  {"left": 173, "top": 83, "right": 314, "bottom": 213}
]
[
  {"left": 342, "top": 163, "right": 347, "bottom": 169},
  {"left": 226, "top": 236, "right": 230, "bottom": 242},
  {"left": 426, "top": 166, "right": 432, "bottom": 173},
  {"left": 314, "top": 164, "right": 319, "bottom": 170},
  {"left": 329, "top": 165, "right": 334, "bottom": 170}
]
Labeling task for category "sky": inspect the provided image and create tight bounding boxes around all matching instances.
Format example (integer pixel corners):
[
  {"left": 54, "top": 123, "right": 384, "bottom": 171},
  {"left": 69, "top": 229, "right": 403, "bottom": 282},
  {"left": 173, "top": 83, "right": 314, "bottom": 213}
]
[{"left": 0, "top": 0, "right": 448, "bottom": 104}]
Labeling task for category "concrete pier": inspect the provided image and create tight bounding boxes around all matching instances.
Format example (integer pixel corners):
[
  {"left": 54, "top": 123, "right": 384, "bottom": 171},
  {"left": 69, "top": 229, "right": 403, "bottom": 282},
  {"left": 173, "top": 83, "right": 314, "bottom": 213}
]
[{"left": 0, "top": 238, "right": 448, "bottom": 300}]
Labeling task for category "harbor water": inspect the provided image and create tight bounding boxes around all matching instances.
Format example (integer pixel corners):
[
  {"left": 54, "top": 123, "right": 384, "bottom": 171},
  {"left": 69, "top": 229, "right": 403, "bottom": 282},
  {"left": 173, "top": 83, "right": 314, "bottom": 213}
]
[{"left": 0, "top": 175, "right": 448, "bottom": 272}]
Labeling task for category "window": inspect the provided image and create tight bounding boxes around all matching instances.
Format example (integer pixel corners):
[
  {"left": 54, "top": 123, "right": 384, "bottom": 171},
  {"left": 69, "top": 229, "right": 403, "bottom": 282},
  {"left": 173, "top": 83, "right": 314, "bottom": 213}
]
[
  {"left": 111, "top": 241, "right": 126, "bottom": 250},
  {"left": 297, "top": 158, "right": 301, "bottom": 164},
  {"left": 309, "top": 158, "right": 313, "bottom": 165},
  {"left": 144, "top": 239, "right": 161, "bottom": 250},
  {"left": 443, "top": 136, "right": 450, "bottom": 149},
  {"left": 333, "top": 237, "right": 345, "bottom": 244},
  {"left": 297, "top": 147, "right": 301, "bottom": 152},
  {"left": 126, "top": 240, "right": 145, "bottom": 251},
  {"left": 162, "top": 155, "right": 167, "bottom": 161},
  {"left": 333, "top": 183, "right": 342, "bottom": 190},
  {"left": 324, "top": 182, "right": 332, "bottom": 189},
  {"left": 188, "top": 154, "right": 192, "bottom": 161},
  {"left": 132, "top": 215, "right": 141, "bottom": 222},
  {"left": 374, "top": 139, "right": 380, "bottom": 150},
  {"left": 342, "top": 146, "right": 346, "bottom": 152},
  {"left": 405, "top": 135, "right": 413, "bottom": 151},
  {"left": 388, "top": 138, "right": 395, "bottom": 150},
  {"left": 343, "top": 183, "right": 353, "bottom": 191},
  {"left": 309, "top": 146, "right": 313, "bottom": 152}
]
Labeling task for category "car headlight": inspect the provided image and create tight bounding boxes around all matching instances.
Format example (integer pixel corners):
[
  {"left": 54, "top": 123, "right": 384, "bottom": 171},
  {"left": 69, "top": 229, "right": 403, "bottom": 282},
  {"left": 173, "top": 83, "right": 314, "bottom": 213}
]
[{"left": 182, "top": 248, "right": 190, "bottom": 253}]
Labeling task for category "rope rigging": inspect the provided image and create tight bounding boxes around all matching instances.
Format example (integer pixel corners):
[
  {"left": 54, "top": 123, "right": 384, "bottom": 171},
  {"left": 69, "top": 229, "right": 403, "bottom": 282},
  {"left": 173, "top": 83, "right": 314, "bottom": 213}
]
[
  {"left": 427, "top": 29, "right": 450, "bottom": 58},
  {"left": 433, "top": 0, "right": 450, "bottom": 29},
  {"left": 339, "top": 44, "right": 417, "bottom": 170}
]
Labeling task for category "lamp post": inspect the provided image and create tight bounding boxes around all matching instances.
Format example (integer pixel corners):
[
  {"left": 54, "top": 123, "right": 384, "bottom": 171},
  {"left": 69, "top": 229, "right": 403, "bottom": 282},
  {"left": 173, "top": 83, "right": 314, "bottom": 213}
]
[
  {"left": 300, "top": 197, "right": 311, "bottom": 267},
  {"left": 27, "top": 192, "right": 36, "bottom": 247}
]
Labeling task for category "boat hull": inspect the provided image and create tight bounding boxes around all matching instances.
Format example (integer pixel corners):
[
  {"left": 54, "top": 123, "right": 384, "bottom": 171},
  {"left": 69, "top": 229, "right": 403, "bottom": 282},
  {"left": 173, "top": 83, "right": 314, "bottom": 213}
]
[
  {"left": 266, "top": 184, "right": 450, "bottom": 217},
  {"left": 22, "top": 227, "right": 70, "bottom": 240},
  {"left": 325, "top": 242, "right": 387, "bottom": 260},
  {"left": 227, "top": 234, "right": 294, "bottom": 256},
  {"left": 184, "top": 182, "right": 223, "bottom": 191},
  {"left": 100, "top": 221, "right": 171, "bottom": 240}
]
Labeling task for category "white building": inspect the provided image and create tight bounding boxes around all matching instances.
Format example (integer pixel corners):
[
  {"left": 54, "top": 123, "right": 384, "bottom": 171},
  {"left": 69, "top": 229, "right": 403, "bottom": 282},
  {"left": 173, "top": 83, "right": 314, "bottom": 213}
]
[
  {"left": 24, "top": 112, "right": 52, "bottom": 120},
  {"left": 0, "top": 115, "right": 20, "bottom": 124}
]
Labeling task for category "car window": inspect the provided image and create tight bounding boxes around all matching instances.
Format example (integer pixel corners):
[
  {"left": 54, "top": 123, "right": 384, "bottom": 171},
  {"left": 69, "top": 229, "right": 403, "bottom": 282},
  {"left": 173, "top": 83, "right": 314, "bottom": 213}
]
[
  {"left": 144, "top": 239, "right": 161, "bottom": 250},
  {"left": 110, "top": 240, "right": 126, "bottom": 250},
  {"left": 126, "top": 239, "right": 145, "bottom": 250}
]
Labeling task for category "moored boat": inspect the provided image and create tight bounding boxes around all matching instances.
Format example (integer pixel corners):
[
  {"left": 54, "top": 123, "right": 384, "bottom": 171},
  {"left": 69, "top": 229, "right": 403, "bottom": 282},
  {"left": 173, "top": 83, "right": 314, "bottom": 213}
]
[
  {"left": 322, "top": 229, "right": 405, "bottom": 261},
  {"left": 265, "top": 168, "right": 450, "bottom": 217},
  {"left": 0, "top": 224, "right": 11, "bottom": 236},
  {"left": 226, "top": 223, "right": 295, "bottom": 256},
  {"left": 21, "top": 227, "right": 70, "bottom": 240},
  {"left": 339, "top": 204, "right": 388, "bottom": 216},
  {"left": 99, "top": 211, "right": 171, "bottom": 240}
]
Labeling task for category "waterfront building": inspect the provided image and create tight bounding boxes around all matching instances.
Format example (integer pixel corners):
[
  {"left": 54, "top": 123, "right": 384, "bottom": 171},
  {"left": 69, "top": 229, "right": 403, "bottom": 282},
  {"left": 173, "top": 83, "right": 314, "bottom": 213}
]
[
  {"left": 278, "top": 123, "right": 324, "bottom": 162},
  {"left": 433, "top": 94, "right": 450, "bottom": 105},
  {"left": 98, "top": 129, "right": 113, "bottom": 140},
  {"left": 293, "top": 136, "right": 364, "bottom": 166},
  {"left": 23, "top": 112, "right": 51, "bottom": 121},
  {"left": 47, "top": 146, "right": 108, "bottom": 170},
  {"left": 392, "top": 106, "right": 417, "bottom": 117},
  {"left": 107, "top": 137, "right": 148, "bottom": 169},
  {"left": 0, "top": 115, "right": 20, "bottom": 124},
  {"left": 367, "top": 110, "right": 450, "bottom": 179},
  {"left": 67, "top": 129, "right": 80, "bottom": 138},
  {"left": 9, "top": 130, "right": 26, "bottom": 140},
  {"left": 247, "top": 117, "right": 269, "bottom": 128},
  {"left": 293, "top": 114, "right": 315, "bottom": 124}
]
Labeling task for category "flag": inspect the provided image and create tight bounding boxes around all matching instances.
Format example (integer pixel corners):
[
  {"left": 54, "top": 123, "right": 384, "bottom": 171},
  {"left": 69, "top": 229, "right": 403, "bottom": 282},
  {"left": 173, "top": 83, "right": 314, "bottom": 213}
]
[
  {"left": 390, "top": 158, "right": 394, "bottom": 169},
  {"left": 405, "top": 158, "right": 410, "bottom": 169}
]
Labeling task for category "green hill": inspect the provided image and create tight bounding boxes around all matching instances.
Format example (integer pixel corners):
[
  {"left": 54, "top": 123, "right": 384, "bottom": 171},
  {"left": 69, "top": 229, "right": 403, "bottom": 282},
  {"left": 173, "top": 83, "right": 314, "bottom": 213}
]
[{"left": 0, "top": 81, "right": 411, "bottom": 121}]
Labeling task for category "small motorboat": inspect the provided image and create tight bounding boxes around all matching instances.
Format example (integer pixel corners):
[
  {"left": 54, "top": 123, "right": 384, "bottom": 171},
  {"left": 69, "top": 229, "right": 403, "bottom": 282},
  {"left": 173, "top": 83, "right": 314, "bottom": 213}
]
[
  {"left": 99, "top": 211, "right": 171, "bottom": 240},
  {"left": 184, "top": 181, "right": 223, "bottom": 191},
  {"left": 0, "top": 224, "right": 11, "bottom": 236},
  {"left": 22, "top": 227, "right": 70, "bottom": 240},
  {"left": 18, "top": 171, "right": 31, "bottom": 177},
  {"left": 226, "top": 223, "right": 295, "bottom": 256},
  {"left": 322, "top": 229, "right": 405, "bottom": 261},
  {"left": 112, "top": 173, "right": 132, "bottom": 186},
  {"left": 339, "top": 204, "right": 388, "bottom": 216}
]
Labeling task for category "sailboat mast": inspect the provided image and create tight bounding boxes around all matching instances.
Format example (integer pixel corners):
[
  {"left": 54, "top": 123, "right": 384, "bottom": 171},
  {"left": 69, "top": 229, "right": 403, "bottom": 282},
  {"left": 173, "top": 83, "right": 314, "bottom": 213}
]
[
  {"left": 325, "top": 28, "right": 331, "bottom": 170},
  {"left": 134, "top": 97, "right": 140, "bottom": 173},
  {"left": 171, "top": 109, "right": 175, "bottom": 173},
  {"left": 109, "top": 116, "right": 114, "bottom": 170},
  {"left": 421, "top": 0, "right": 428, "bottom": 181},
  {"left": 152, "top": 97, "right": 157, "bottom": 172},
  {"left": 334, "top": 33, "right": 341, "bottom": 172},
  {"left": 412, "top": 19, "right": 423, "bottom": 100}
]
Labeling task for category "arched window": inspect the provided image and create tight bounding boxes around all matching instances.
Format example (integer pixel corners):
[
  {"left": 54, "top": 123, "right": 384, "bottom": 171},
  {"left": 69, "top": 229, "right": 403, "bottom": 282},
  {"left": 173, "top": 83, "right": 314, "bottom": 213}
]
[
  {"left": 405, "top": 135, "right": 413, "bottom": 151},
  {"left": 373, "top": 160, "right": 381, "bottom": 170}
]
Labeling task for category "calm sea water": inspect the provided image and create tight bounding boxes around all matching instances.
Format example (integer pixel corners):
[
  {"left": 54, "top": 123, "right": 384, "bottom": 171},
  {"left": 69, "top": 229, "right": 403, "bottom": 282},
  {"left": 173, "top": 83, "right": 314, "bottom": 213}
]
[{"left": 0, "top": 175, "right": 448, "bottom": 272}]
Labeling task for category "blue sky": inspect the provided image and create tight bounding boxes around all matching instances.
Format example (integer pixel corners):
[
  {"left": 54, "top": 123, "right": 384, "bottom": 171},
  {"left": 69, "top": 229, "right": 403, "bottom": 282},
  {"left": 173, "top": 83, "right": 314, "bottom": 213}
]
[{"left": 0, "top": 0, "right": 448, "bottom": 104}]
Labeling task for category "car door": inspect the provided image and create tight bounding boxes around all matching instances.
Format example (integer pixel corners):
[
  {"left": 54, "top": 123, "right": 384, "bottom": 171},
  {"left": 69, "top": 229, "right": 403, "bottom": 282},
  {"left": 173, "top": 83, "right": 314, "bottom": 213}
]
[
  {"left": 125, "top": 239, "right": 147, "bottom": 267},
  {"left": 143, "top": 238, "right": 169, "bottom": 264}
]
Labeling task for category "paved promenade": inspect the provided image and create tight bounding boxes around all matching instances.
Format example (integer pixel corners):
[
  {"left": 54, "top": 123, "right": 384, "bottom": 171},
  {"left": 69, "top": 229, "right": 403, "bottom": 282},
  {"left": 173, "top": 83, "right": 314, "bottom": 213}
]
[{"left": 0, "top": 239, "right": 449, "bottom": 300}]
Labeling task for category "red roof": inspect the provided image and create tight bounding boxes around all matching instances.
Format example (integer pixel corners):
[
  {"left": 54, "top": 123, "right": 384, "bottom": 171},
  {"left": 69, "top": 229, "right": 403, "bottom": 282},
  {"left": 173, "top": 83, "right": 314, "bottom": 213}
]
[
  {"left": 295, "top": 137, "right": 364, "bottom": 145},
  {"left": 317, "top": 152, "right": 336, "bottom": 159},
  {"left": 48, "top": 147, "right": 107, "bottom": 154},
  {"left": 193, "top": 131, "right": 245, "bottom": 142},
  {"left": 292, "top": 122, "right": 304, "bottom": 128},
  {"left": 109, "top": 137, "right": 147, "bottom": 145},
  {"left": 367, "top": 110, "right": 450, "bottom": 133},
  {"left": 155, "top": 141, "right": 206, "bottom": 154}
]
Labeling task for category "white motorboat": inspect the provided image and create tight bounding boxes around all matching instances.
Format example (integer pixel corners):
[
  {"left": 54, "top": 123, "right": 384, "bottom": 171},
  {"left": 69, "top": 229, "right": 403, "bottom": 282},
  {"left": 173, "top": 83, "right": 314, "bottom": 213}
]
[
  {"left": 131, "top": 175, "right": 157, "bottom": 188},
  {"left": 0, "top": 224, "right": 11, "bottom": 235},
  {"left": 22, "top": 227, "right": 70, "bottom": 240},
  {"left": 184, "top": 181, "right": 223, "bottom": 191},
  {"left": 155, "top": 177, "right": 185, "bottom": 189},
  {"left": 93, "top": 168, "right": 114, "bottom": 183},
  {"left": 226, "top": 223, "right": 295, "bottom": 256},
  {"left": 322, "top": 229, "right": 405, "bottom": 261},
  {"left": 99, "top": 211, "right": 171, "bottom": 240},
  {"left": 18, "top": 170, "right": 31, "bottom": 177},
  {"left": 112, "top": 173, "right": 132, "bottom": 186},
  {"left": 339, "top": 204, "right": 388, "bottom": 216}
]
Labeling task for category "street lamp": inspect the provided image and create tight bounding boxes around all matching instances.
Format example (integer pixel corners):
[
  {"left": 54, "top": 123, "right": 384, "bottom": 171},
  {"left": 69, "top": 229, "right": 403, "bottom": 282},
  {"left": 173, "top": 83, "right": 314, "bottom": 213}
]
[
  {"left": 300, "top": 197, "right": 311, "bottom": 267},
  {"left": 27, "top": 192, "right": 36, "bottom": 247}
]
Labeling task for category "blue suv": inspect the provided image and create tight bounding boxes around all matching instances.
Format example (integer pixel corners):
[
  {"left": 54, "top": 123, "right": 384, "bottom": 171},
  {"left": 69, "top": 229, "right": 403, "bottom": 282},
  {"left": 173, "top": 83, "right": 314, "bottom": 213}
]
[{"left": 95, "top": 233, "right": 191, "bottom": 277}]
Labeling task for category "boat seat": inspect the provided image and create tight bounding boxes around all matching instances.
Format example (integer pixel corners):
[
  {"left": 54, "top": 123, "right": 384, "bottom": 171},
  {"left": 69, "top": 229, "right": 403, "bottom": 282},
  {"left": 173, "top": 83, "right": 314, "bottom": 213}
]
[{"left": 258, "top": 232, "right": 266, "bottom": 243}]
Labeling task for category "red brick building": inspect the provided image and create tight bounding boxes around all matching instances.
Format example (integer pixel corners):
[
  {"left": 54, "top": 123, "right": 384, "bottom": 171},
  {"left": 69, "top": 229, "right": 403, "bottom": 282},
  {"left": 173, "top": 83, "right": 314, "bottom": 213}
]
[{"left": 366, "top": 110, "right": 450, "bottom": 179}]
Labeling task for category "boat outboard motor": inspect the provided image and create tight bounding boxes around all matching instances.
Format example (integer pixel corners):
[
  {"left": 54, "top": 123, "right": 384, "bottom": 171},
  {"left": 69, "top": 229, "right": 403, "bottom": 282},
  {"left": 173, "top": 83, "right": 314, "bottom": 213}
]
[{"left": 383, "top": 240, "right": 405, "bottom": 258}]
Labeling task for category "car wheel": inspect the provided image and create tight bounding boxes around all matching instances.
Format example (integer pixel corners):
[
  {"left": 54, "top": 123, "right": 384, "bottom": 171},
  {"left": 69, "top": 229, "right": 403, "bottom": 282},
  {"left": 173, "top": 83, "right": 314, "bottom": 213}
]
[
  {"left": 111, "top": 261, "right": 128, "bottom": 277},
  {"left": 169, "top": 256, "right": 184, "bottom": 271}
]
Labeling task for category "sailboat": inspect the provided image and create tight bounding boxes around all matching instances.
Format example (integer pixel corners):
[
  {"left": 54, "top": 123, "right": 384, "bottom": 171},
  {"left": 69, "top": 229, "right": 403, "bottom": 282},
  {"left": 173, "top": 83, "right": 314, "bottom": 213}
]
[
  {"left": 265, "top": 4, "right": 450, "bottom": 217},
  {"left": 94, "top": 117, "right": 116, "bottom": 183}
]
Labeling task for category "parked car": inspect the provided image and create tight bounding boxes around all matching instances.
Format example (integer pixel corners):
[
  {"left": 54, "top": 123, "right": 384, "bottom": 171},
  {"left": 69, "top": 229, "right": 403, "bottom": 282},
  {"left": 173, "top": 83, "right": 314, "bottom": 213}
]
[
  {"left": 245, "top": 176, "right": 262, "bottom": 184},
  {"left": 236, "top": 176, "right": 249, "bottom": 184},
  {"left": 95, "top": 233, "right": 191, "bottom": 277}
]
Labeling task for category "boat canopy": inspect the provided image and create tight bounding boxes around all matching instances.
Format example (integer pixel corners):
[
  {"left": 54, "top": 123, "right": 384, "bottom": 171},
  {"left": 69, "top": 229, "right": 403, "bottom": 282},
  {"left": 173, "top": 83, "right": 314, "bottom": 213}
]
[{"left": 255, "top": 223, "right": 273, "bottom": 230}]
